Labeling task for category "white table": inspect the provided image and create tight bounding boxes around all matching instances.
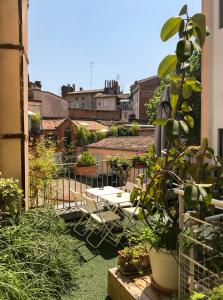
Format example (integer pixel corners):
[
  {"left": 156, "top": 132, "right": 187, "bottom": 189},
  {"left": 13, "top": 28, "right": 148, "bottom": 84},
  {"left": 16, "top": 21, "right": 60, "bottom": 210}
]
[
  {"left": 100, "top": 192, "right": 131, "bottom": 205},
  {"left": 86, "top": 186, "right": 124, "bottom": 197}
]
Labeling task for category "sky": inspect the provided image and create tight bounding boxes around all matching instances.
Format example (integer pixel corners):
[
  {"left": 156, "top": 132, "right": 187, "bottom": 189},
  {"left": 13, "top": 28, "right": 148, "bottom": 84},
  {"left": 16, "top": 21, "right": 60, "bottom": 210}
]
[{"left": 28, "top": 0, "right": 201, "bottom": 95}]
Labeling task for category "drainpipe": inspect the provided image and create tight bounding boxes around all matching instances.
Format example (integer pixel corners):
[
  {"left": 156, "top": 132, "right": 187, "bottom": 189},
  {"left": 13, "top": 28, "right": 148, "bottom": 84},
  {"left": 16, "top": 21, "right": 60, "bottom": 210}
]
[{"left": 0, "top": 0, "right": 29, "bottom": 208}]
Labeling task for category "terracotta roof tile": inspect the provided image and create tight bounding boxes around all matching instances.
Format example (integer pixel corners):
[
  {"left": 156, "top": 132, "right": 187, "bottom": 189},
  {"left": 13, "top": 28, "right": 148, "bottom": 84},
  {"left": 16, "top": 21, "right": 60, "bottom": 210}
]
[
  {"left": 87, "top": 136, "right": 154, "bottom": 152},
  {"left": 71, "top": 120, "right": 108, "bottom": 132},
  {"left": 41, "top": 119, "right": 65, "bottom": 130}
]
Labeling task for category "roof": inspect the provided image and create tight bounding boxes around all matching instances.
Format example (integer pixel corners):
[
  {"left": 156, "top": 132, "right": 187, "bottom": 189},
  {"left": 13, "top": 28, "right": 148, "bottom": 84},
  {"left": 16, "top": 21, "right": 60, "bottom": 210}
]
[
  {"left": 41, "top": 119, "right": 108, "bottom": 132},
  {"left": 41, "top": 119, "right": 65, "bottom": 130},
  {"left": 66, "top": 89, "right": 104, "bottom": 95},
  {"left": 42, "top": 91, "right": 68, "bottom": 102},
  {"left": 95, "top": 93, "right": 117, "bottom": 98},
  {"left": 87, "top": 136, "right": 154, "bottom": 152},
  {"left": 131, "top": 75, "right": 159, "bottom": 89},
  {"left": 71, "top": 120, "right": 108, "bottom": 132}
]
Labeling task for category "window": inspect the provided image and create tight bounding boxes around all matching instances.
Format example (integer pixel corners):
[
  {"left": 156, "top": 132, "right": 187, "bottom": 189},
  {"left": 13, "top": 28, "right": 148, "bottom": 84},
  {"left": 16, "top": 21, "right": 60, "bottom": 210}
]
[{"left": 220, "top": 0, "right": 223, "bottom": 28}]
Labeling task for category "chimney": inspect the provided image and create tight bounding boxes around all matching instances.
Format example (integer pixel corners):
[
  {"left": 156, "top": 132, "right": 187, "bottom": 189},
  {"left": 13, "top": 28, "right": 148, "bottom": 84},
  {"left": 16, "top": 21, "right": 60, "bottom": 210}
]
[
  {"left": 61, "top": 83, "right": 74, "bottom": 98},
  {"left": 80, "top": 87, "right": 83, "bottom": 91},
  {"left": 34, "top": 81, "right": 42, "bottom": 89}
]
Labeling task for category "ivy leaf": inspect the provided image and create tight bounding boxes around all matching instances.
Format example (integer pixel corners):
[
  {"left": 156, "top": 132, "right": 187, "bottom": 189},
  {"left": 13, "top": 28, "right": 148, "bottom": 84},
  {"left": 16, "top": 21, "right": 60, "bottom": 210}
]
[
  {"left": 185, "top": 115, "right": 194, "bottom": 129},
  {"left": 153, "top": 118, "right": 168, "bottom": 126},
  {"left": 161, "top": 17, "right": 182, "bottom": 41},
  {"left": 180, "top": 120, "right": 189, "bottom": 133},
  {"left": 158, "top": 54, "right": 177, "bottom": 78},
  {"left": 179, "top": 4, "right": 187, "bottom": 16},
  {"left": 170, "top": 94, "right": 178, "bottom": 109},
  {"left": 182, "top": 83, "right": 192, "bottom": 99}
]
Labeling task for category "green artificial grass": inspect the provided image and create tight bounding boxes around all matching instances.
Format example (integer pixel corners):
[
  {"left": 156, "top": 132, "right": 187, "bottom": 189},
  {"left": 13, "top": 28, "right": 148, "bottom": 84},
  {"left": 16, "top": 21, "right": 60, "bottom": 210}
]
[{"left": 64, "top": 222, "right": 123, "bottom": 300}]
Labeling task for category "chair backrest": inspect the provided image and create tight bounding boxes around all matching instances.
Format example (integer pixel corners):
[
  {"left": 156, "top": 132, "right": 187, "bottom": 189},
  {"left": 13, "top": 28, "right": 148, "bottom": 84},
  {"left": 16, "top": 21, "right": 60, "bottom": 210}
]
[
  {"left": 124, "top": 181, "right": 135, "bottom": 193},
  {"left": 82, "top": 194, "right": 98, "bottom": 213},
  {"left": 70, "top": 189, "right": 83, "bottom": 202}
]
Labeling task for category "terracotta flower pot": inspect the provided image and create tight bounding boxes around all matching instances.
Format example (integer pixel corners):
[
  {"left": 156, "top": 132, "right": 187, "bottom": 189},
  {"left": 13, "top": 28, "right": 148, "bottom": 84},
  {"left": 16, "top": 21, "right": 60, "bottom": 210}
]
[
  {"left": 118, "top": 249, "right": 150, "bottom": 275},
  {"left": 75, "top": 165, "right": 98, "bottom": 175}
]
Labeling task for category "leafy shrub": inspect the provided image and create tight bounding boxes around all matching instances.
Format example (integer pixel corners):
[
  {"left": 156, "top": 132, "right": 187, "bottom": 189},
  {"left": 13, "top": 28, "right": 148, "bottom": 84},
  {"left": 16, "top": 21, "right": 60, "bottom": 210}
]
[
  {"left": 0, "top": 176, "right": 23, "bottom": 220},
  {"left": 209, "top": 285, "right": 223, "bottom": 300},
  {"left": 77, "top": 151, "right": 96, "bottom": 167},
  {"left": 31, "top": 112, "right": 41, "bottom": 128},
  {"left": 29, "top": 138, "right": 58, "bottom": 205},
  {"left": 95, "top": 130, "right": 106, "bottom": 141},
  {"left": 130, "top": 121, "right": 139, "bottom": 136},
  {"left": 0, "top": 206, "right": 79, "bottom": 300},
  {"left": 108, "top": 125, "right": 118, "bottom": 136},
  {"left": 77, "top": 125, "right": 90, "bottom": 146},
  {"left": 108, "top": 157, "right": 132, "bottom": 186}
]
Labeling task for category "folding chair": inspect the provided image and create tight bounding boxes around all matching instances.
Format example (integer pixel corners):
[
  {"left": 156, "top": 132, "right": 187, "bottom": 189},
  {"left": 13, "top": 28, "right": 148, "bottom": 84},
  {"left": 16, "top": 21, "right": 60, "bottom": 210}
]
[
  {"left": 84, "top": 196, "right": 121, "bottom": 248},
  {"left": 71, "top": 190, "right": 102, "bottom": 237},
  {"left": 124, "top": 181, "right": 136, "bottom": 193}
]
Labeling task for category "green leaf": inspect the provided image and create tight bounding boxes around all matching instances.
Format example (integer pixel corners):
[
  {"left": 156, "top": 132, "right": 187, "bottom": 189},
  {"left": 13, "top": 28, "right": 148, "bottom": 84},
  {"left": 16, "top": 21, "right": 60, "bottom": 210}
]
[
  {"left": 191, "top": 81, "right": 202, "bottom": 92},
  {"left": 170, "top": 94, "right": 178, "bottom": 109},
  {"left": 204, "top": 193, "right": 212, "bottom": 206},
  {"left": 179, "top": 4, "right": 187, "bottom": 16},
  {"left": 130, "top": 188, "right": 139, "bottom": 203},
  {"left": 184, "top": 185, "right": 199, "bottom": 204},
  {"left": 185, "top": 115, "right": 194, "bottom": 128},
  {"left": 180, "top": 120, "right": 189, "bottom": 133},
  {"left": 161, "top": 16, "right": 182, "bottom": 41},
  {"left": 192, "top": 13, "right": 206, "bottom": 47},
  {"left": 148, "top": 144, "right": 156, "bottom": 159},
  {"left": 186, "top": 77, "right": 197, "bottom": 86},
  {"left": 182, "top": 83, "right": 192, "bottom": 99},
  {"left": 158, "top": 54, "right": 177, "bottom": 78},
  {"left": 166, "top": 119, "right": 179, "bottom": 139},
  {"left": 181, "top": 101, "right": 192, "bottom": 112},
  {"left": 176, "top": 40, "right": 194, "bottom": 62},
  {"left": 153, "top": 118, "right": 168, "bottom": 126}
]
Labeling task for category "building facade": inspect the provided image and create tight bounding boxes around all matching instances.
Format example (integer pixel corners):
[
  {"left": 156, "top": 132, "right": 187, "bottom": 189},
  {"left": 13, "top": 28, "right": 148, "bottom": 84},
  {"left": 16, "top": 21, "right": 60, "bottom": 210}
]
[
  {"left": 28, "top": 81, "right": 69, "bottom": 119},
  {"left": 131, "top": 76, "right": 160, "bottom": 123},
  {"left": 202, "top": 0, "right": 223, "bottom": 154}
]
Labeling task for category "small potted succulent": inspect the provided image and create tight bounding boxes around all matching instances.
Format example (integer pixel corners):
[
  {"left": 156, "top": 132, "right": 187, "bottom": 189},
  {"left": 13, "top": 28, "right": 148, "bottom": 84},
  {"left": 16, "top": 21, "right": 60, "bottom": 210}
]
[
  {"left": 118, "top": 244, "right": 150, "bottom": 275},
  {"left": 75, "top": 151, "right": 97, "bottom": 175}
]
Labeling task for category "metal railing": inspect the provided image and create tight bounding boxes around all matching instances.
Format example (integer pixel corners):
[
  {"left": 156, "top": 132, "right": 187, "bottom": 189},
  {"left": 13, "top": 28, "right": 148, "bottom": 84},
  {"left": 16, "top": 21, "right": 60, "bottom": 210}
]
[
  {"left": 175, "top": 189, "right": 223, "bottom": 298},
  {"left": 29, "top": 159, "right": 147, "bottom": 210}
]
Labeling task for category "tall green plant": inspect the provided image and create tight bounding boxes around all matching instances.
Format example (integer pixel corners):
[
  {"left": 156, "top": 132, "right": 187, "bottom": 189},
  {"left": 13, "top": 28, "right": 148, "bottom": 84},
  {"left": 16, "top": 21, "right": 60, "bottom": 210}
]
[
  {"left": 131, "top": 5, "right": 210, "bottom": 251},
  {"left": 29, "top": 138, "right": 58, "bottom": 206}
]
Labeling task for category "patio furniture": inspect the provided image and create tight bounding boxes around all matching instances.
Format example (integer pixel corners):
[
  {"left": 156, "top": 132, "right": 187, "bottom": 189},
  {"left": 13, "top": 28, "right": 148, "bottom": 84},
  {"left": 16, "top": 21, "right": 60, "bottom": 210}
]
[
  {"left": 86, "top": 186, "right": 124, "bottom": 198},
  {"left": 70, "top": 189, "right": 103, "bottom": 237},
  {"left": 83, "top": 195, "right": 121, "bottom": 248},
  {"left": 123, "top": 181, "right": 136, "bottom": 193},
  {"left": 100, "top": 192, "right": 132, "bottom": 214}
]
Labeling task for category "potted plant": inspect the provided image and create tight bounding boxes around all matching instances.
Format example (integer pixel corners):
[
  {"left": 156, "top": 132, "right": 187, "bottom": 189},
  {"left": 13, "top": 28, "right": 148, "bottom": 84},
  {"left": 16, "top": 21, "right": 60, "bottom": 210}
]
[
  {"left": 108, "top": 156, "right": 132, "bottom": 186},
  {"left": 132, "top": 153, "right": 148, "bottom": 169},
  {"left": 75, "top": 151, "right": 97, "bottom": 175},
  {"left": 118, "top": 244, "right": 150, "bottom": 275},
  {"left": 131, "top": 5, "right": 210, "bottom": 293}
]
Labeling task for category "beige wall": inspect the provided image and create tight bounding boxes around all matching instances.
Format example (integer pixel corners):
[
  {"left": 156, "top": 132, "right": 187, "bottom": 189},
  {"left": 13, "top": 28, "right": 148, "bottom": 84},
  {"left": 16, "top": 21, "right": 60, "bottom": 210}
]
[
  {"left": 95, "top": 96, "right": 117, "bottom": 111},
  {"left": 0, "top": 0, "right": 28, "bottom": 203},
  {"left": 202, "top": 0, "right": 223, "bottom": 153},
  {"left": 67, "top": 93, "right": 96, "bottom": 110},
  {"left": 41, "top": 92, "right": 69, "bottom": 118}
]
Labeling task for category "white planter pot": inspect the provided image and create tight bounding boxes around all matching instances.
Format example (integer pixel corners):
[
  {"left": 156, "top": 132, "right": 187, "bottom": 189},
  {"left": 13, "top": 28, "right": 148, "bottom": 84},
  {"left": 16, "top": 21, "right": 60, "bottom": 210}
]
[{"left": 149, "top": 247, "right": 178, "bottom": 292}]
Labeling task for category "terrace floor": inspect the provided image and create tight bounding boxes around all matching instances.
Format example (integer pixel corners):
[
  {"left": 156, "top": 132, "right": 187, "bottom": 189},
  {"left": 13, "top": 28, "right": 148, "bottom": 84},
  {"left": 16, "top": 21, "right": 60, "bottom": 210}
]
[{"left": 63, "top": 221, "right": 122, "bottom": 300}]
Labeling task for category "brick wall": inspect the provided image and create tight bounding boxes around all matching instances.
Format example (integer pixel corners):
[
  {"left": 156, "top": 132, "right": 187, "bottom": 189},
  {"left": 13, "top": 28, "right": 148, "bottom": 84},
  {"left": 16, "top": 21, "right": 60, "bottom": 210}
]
[
  {"left": 139, "top": 77, "right": 160, "bottom": 121},
  {"left": 69, "top": 108, "right": 121, "bottom": 121}
]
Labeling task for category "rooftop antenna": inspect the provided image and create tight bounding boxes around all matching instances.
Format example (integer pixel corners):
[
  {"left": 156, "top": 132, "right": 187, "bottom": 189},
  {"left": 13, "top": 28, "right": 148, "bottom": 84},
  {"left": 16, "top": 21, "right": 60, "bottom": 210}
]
[{"left": 90, "top": 61, "right": 94, "bottom": 90}]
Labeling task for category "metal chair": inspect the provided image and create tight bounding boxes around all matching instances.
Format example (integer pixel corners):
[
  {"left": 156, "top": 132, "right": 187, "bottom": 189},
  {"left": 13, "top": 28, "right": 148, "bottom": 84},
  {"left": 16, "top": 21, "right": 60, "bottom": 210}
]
[{"left": 84, "top": 196, "right": 121, "bottom": 248}]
